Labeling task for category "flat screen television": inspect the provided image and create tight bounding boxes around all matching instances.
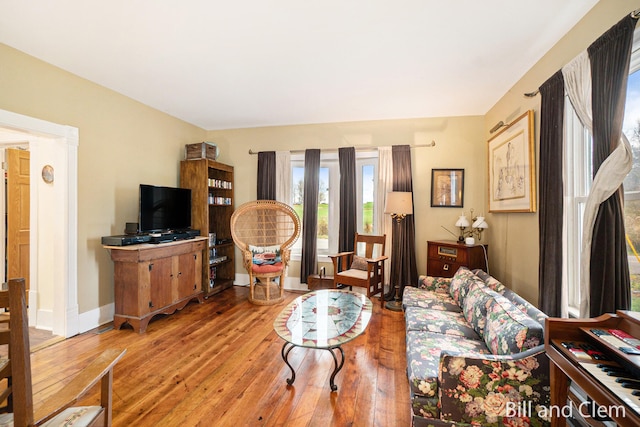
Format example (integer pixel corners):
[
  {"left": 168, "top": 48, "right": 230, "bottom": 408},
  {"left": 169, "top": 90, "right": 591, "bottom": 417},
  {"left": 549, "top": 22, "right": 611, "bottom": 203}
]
[{"left": 139, "top": 184, "right": 191, "bottom": 233}]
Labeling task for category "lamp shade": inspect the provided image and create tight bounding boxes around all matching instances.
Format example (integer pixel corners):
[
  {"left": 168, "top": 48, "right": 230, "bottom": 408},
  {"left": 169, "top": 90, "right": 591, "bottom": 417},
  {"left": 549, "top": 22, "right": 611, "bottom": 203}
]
[
  {"left": 384, "top": 192, "right": 413, "bottom": 215},
  {"left": 472, "top": 216, "right": 488, "bottom": 229},
  {"left": 455, "top": 214, "right": 470, "bottom": 228}
]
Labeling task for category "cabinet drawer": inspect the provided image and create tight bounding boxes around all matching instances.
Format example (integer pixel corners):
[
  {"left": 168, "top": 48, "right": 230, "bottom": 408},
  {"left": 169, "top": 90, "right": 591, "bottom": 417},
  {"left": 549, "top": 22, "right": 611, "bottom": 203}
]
[{"left": 427, "top": 259, "right": 461, "bottom": 278}]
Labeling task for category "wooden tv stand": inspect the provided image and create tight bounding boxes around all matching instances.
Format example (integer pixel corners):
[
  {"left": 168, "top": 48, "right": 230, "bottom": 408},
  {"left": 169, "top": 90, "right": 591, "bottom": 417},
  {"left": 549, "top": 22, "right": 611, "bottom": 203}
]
[{"left": 104, "top": 237, "right": 206, "bottom": 333}]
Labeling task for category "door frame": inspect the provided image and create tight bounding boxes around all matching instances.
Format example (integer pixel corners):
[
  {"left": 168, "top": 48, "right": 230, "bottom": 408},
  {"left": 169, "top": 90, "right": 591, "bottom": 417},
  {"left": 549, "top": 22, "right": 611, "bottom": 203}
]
[{"left": 0, "top": 109, "right": 78, "bottom": 338}]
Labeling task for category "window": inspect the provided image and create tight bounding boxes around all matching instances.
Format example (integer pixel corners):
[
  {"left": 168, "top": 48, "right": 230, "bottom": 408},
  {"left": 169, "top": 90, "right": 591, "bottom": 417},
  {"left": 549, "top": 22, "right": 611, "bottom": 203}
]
[
  {"left": 566, "top": 28, "right": 640, "bottom": 315},
  {"left": 565, "top": 102, "right": 592, "bottom": 316},
  {"left": 290, "top": 151, "right": 379, "bottom": 259},
  {"left": 623, "top": 38, "right": 640, "bottom": 311}
]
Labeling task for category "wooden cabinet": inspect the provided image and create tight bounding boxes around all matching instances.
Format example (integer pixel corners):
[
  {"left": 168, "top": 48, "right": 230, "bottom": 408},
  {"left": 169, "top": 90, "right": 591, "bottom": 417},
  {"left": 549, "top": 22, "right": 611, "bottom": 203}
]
[
  {"left": 106, "top": 237, "right": 206, "bottom": 333},
  {"left": 427, "top": 240, "right": 488, "bottom": 278},
  {"left": 180, "top": 159, "right": 235, "bottom": 297}
]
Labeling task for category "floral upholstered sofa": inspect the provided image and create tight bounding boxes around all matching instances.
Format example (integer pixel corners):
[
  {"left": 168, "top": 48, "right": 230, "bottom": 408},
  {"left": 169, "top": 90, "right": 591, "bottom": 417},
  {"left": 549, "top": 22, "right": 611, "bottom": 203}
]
[{"left": 403, "top": 266, "right": 550, "bottom": 427}]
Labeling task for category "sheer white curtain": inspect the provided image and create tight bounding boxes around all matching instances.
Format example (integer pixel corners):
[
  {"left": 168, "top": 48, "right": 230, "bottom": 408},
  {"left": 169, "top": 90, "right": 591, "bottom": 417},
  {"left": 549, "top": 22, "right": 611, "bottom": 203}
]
[
  {"left": 376, "top": 146, "right": 393, "bottom": 289},
  {"left": 275, "top": 151, "right": 291, "bottom": 203},
  {"left": 563, "top": 51, "right": 634, "bottom": 317}
]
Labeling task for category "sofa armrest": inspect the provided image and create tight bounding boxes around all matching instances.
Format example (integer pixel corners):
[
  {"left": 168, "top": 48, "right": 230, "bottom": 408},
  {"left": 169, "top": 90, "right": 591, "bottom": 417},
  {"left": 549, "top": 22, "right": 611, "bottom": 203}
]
[
  {"left": 417, "top": 275, "right": 452, "bottom": 293},
  {"left": 438, "top": 345, "right": 550, "bottom": 425}
]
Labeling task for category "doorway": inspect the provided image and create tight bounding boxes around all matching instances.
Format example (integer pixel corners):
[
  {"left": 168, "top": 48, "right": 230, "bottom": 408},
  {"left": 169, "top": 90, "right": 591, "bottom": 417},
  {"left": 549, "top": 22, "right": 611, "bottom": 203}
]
[{"left": 0, "top": 109, "right": 79, "bottom": 338}]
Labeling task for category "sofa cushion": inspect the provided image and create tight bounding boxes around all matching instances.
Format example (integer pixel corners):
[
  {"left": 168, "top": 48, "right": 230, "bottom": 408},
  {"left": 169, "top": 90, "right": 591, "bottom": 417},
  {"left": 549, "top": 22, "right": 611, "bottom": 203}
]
[
  {"left": 501, "top": 288, "right": 548, "bottom": 327},
  {"left": 472, "top": 269, "right": 506, "bottom": 293},
  {"left": 406, "top": 330, "right": 490, "bottom": 416},
  {"left": 483, "top": 294, "right": 544, "bottom": 355},
  {"left": 405, "top": 306, "right": 482, "bottom": 339},
  {"left": 417, "top": 275, "right": 451, "bottom": 293},
  {"left": 461, "top": 282, "right": 501, "bottom": 338},
  {"left": 403, "top": 287, "right": 462, "bottom": 312},
  {"left": 449, "top": 267, "right": 486, "bottom": 306}
]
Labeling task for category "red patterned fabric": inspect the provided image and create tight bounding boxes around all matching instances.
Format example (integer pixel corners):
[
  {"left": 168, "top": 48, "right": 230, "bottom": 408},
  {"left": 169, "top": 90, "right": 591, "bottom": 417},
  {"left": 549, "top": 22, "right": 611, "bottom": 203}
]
[{"left": 252, "top": 262, "right": 283, "bottom": 274}]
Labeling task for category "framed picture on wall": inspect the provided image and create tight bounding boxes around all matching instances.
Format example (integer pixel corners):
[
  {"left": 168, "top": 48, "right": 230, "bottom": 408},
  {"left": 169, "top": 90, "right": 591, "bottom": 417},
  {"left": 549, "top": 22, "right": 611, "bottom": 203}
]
[
  {"left": 488, "top": 110, "right": 536, "bottom": 212},
  {"left": 431, "top": 169, "right": 464, "bottom": 208}
]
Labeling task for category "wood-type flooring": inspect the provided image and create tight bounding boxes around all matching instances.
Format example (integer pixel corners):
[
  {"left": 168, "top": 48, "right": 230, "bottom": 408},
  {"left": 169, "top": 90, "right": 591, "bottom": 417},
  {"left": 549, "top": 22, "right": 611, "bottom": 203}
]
[{"left": 29, "top": 286, "right": 411, "bottom": 426}]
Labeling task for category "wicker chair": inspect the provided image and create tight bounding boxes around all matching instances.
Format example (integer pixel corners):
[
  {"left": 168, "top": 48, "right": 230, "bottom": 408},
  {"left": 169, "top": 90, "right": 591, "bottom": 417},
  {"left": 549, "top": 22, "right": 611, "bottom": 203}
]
[{"left": 230, "top": 200, "right": 301, "bottom": 305}]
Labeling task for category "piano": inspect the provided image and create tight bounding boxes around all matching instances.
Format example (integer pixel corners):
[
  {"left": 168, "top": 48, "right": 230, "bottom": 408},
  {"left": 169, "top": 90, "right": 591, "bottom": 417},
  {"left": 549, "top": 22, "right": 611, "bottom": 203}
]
[{"left": 546, "top": 310, "right": 640, "bottom": 427}]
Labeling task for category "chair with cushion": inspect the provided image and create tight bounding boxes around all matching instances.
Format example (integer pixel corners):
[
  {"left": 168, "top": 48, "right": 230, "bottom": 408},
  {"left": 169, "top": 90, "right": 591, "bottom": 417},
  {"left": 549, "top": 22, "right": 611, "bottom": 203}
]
[
  {"left": 0, "top": 278, "right": 126, "bottom": 426},
  {"left": 329, "top": 233, "right": 388, "bottom": 306},
  {"left": 230, "top": 200, "right": 301, "bottom": 305}
]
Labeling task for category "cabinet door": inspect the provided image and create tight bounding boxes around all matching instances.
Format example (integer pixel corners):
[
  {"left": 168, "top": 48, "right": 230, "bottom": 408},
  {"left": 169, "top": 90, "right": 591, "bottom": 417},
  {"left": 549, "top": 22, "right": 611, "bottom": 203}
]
[
  {"left": 176, "top": 252, "right": 200, "bottom": 300},
  {"left": 149, "top": 257, "right": 173, "bottom": 311}
]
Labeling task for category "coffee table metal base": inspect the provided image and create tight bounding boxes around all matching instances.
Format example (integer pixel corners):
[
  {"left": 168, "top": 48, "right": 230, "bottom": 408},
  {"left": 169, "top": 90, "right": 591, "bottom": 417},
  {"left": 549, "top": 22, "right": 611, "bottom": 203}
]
[{"left": 281, "top": 342, "right": 345, "bottom": 392}]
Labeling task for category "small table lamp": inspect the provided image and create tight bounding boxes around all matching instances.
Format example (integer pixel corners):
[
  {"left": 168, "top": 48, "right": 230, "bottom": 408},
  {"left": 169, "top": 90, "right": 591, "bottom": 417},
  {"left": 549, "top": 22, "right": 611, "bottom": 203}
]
[
  {"left": 455, "top": 213, "right": 470, "bottom": 242},
  {"left": 384, "top": 191, "right": 413, "bottom": 311}
]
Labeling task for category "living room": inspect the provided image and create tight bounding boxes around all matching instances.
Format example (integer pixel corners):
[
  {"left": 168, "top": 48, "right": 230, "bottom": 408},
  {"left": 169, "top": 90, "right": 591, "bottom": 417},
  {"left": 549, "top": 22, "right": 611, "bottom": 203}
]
[{"left": 0, "top": 0, "right": 638, "bottom": 425}]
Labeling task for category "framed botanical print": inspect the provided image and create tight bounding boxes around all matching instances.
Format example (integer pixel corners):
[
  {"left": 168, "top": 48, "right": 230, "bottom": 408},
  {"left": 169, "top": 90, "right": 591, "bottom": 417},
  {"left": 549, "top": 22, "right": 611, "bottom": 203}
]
[{"left": 431, "top": 169, "right": 464, "bottom": 208}]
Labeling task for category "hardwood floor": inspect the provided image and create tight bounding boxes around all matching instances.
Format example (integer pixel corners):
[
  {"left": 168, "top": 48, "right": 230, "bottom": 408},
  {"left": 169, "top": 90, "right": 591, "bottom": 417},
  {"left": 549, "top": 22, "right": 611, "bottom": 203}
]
[{"left": 29, "top": 286, "right": 411, "bottom": 426}]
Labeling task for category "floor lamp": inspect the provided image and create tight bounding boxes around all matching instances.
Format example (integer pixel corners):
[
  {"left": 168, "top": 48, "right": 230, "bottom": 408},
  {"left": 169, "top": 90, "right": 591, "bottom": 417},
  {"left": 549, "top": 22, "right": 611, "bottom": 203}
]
[{"left": 384, "top": 191, "right": 413, "bottom": 312}]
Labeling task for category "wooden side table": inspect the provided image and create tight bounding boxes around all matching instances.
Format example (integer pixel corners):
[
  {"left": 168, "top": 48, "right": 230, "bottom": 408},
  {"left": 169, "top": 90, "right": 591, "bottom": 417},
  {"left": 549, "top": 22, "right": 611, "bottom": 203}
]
[{"left": 307, "top": 274, "right": 334, "bottom": 290}]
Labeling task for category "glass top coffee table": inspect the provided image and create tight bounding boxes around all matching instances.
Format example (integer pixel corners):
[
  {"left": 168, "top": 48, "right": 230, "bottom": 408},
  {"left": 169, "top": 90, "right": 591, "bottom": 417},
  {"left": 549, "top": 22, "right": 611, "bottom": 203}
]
[{"left": 273, "top": 289, "right": 372, "bottom": 391}]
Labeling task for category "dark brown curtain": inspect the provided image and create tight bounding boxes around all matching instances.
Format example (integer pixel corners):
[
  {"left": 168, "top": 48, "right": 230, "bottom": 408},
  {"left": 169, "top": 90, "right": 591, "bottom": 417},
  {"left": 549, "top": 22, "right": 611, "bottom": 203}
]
[
  {"left": 338, "top": 147, "right": 356, "bottom": 252},
  {"left": 387, "top": 145, "right": 418, "bottom": 300},
  {"left": 587, "top": 14, "right": 637, "bottom": 317},
  {"left": 300, "top": 149, "right": 320, "bottom": 282},
  {"left": 257, "top": 151, "right": 276, "bottom": 200},
  {"left": 538, "top": 71, "right": 565, "bottom": 317}
]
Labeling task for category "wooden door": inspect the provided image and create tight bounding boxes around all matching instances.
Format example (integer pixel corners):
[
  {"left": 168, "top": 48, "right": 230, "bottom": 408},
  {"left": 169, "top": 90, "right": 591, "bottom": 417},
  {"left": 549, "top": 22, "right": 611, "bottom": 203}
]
[
  {"left": 176, "top": 252, "right": 199, "bottom": 301},
  {"left": 149, "top": 257, "right": 172, "bottom": 311},
  {"left": 7, "top": 148, "right": 30, "bottom": 291}
]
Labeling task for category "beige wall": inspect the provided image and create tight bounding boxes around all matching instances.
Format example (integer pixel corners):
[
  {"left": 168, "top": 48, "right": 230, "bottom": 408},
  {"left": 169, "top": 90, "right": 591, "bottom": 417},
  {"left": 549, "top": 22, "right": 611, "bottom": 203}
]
[
  {"left": 0, "top": 0, "right": 637, "bottom": 323},
  {"left": 208, "top": 116, "right": 486, "bottom": 282},
  {"left": 484, "top": 0, "right": 640, "bottom": 305},
  {"left": 0, "top": 43, "right": 207, "bottom": 316}
]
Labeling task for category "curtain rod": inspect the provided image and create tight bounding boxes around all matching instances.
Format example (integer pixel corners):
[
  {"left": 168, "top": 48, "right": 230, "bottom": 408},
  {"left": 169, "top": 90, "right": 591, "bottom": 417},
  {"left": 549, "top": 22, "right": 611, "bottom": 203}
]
[
  {"left": 523, "top": 8, "right": 640, "bottom": 98},
  {"left": 247, "top": 141, "right": 436, "bottom": 155}
]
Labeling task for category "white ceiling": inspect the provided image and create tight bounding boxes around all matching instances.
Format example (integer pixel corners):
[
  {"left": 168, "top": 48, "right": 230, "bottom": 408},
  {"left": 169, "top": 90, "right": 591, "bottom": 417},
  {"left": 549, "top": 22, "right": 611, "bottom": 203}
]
[{"left": 0, "top": 1, "right": 599, "bottom": 130}]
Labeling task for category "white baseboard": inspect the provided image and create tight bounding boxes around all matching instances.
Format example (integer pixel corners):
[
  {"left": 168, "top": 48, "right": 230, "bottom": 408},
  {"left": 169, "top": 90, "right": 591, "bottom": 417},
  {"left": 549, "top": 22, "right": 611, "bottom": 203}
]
[
  {"left": 36, "top": 309, "right": 53, "bottom": 332},
  {"left": 78, "top": 302, "right": 114, "bottom": 334}
]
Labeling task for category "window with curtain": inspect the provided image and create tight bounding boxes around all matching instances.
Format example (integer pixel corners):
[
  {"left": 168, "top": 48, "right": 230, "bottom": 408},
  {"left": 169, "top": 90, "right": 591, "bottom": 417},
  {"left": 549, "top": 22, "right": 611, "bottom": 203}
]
[
  {"left": 623, "top": 30, "right": 640, "bottom": 312},
  {"left": 566, "top": 27, "right": 640, "bottom": 315},
  {"left": 289, "top": 151, "right": 378, "bottom": 258}
]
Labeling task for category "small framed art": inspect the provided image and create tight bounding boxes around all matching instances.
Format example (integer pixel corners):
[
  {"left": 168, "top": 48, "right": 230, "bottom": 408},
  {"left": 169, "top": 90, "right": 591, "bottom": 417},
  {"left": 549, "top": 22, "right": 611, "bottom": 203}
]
[{"left": 431, "top": 169, "right": 464, "bottom": 208}]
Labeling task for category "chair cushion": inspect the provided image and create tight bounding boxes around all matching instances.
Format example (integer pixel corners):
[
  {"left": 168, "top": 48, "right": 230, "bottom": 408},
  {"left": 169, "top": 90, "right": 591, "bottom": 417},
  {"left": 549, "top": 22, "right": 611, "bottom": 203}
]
[
  {"left": 249, "top": 245, "right": 281, "bottom": 265},
  {"left": 251, "top": 262, "right": 284, "bottom": 274},
  {"left": 350, "top": 255, "right": 368, "bottom": 270},
  {"left": 336, "top": 269, "right": 369, "bottom": 280}
]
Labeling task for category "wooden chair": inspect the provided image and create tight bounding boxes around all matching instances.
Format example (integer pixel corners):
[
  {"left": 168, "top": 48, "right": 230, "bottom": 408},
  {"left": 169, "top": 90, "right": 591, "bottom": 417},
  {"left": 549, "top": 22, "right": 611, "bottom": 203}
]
[
  {"left": 0, "top": 278, "right": 126, "bottom": 426},
  {"left": 230, "top": 200, "right": 301, "bottom": 305},
  {"left": 329, "top": 233, "right": 388, "bottom": 306}
]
